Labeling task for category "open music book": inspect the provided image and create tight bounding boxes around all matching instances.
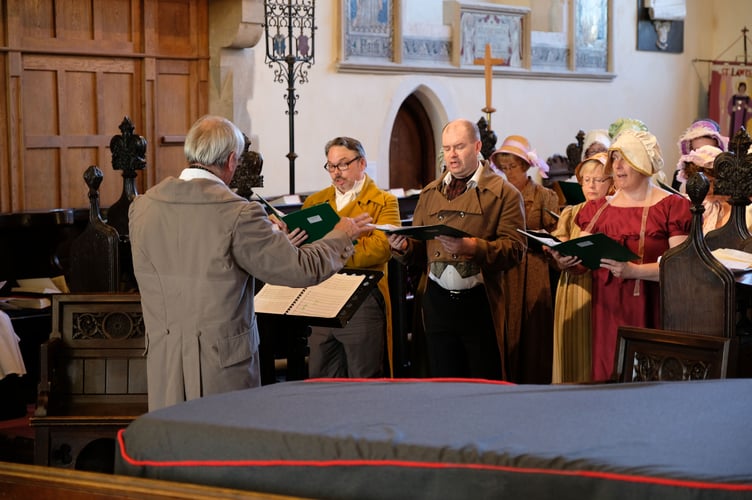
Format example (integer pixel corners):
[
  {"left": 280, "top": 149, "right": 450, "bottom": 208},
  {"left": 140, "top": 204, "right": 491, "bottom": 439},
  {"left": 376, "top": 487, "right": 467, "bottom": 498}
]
[
  {"left": 254, "top": 271, "right": 381, "bottom": 326},
  {"left": 0, "top": 296, "right": 52, "bottom": 310},
  {"left": 711, "top": 248, "right": 752, "bottom": 272}
]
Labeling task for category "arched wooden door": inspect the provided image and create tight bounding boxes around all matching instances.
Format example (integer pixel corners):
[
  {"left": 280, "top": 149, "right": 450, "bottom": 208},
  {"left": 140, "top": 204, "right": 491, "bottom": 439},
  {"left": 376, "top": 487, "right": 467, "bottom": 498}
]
[{"left": 389, "top": 94, "right": 436, "bottom": 190}]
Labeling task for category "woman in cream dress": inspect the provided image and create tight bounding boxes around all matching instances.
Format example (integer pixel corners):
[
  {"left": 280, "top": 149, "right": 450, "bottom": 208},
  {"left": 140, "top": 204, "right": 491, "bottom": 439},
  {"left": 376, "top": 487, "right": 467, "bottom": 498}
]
[{"left": 549, "top": 152, "right": 612, "bottom": 383}]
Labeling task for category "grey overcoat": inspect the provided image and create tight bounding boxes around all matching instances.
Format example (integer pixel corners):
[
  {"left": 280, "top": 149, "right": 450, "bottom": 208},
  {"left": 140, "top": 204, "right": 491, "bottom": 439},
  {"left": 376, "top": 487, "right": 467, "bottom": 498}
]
[{"left": 129, "top": 175, "right": 353, "bottom": 410}]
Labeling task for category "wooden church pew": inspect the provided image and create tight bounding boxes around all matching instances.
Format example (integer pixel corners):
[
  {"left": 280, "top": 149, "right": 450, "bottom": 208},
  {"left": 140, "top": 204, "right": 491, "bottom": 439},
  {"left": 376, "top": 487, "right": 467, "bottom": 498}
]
[
  {"left": 30, "top": 293, "right": 146, "bottom": 470},
  {"left": 0, "top": 461, "right": 303, "bottom": 499}
]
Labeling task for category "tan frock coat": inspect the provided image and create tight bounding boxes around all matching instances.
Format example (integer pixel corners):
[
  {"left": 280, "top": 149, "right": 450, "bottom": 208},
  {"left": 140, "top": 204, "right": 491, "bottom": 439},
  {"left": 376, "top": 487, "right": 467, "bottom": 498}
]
[
  {"left": 393, "top": 162, "right": 526, "bottom": 379},
  {"left": 503, "top": 179, "right": 560, "bottom": 384},
  {"left": 129, "top": 176, "right": 354, "bottom": 410}
]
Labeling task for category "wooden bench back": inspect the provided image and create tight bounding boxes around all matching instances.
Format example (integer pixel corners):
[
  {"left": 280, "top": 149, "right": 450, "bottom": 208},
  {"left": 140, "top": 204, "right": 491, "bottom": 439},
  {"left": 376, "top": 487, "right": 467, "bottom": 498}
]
[
  {"left": 36, "top": 293, "right": 147, "bottom": 417},
  {"left": 614, "top": 326, "right": 735, "bottom": 382}
]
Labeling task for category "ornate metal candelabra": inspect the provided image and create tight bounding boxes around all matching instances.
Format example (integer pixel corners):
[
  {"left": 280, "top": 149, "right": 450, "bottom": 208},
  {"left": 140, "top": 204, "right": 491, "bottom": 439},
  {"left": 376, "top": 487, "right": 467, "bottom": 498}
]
[{"left": 263, "top": 0, "right": 316, "bottom": 195}]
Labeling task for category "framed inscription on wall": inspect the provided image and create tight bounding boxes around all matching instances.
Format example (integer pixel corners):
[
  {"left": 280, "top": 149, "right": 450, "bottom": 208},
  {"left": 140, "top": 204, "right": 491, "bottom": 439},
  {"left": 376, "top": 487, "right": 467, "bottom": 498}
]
[
  {"left": 337, "top": 0, "right": 613, "bottom": 81},
  {"left": 444, "top": 2, "right": 530, "bottom": 69}
]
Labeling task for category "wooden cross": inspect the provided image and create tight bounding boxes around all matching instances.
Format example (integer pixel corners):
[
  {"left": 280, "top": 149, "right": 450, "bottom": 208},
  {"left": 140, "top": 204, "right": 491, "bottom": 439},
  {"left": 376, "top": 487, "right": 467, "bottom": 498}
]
[{"left": 473, "top": 43, "right": 505, "bottom": 130}]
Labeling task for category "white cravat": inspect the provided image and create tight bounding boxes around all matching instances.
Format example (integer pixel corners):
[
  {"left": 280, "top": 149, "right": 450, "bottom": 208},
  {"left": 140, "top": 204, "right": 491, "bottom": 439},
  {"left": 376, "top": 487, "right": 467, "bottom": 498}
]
[{"left": 335, "top": 177, "right": 366, "bottom": 211}]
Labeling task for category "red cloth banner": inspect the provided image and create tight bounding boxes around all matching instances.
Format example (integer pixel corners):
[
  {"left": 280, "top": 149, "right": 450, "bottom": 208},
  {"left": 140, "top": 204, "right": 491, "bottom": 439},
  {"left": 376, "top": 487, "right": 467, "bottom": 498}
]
[{"left": 709, "top": 62, "right": 752, "bottom": 138}]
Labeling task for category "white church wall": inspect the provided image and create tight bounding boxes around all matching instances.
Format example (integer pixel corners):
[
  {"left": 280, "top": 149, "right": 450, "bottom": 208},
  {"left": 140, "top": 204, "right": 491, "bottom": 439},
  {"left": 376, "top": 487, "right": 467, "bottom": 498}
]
[{"left": 242, "top": 0, "right": 751, "bottom": 198}]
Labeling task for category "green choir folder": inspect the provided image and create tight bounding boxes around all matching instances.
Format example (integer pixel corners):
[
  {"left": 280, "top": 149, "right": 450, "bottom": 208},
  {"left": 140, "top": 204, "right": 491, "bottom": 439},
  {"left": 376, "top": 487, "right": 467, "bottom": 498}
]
[
  {"left": 370, "top": 223, "right": 470, "bottom": 240},
  {"left": 517, "top": 229, "right": 639, "bottom": 270},
  {"left": 282, "top": 203, "right": 340, "bottom": 243}
]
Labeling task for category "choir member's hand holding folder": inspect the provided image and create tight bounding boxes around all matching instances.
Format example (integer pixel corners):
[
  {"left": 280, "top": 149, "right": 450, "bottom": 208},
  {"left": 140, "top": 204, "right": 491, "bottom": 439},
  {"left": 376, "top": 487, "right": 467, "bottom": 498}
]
[
  {"left": 517, "top": 228, "right": 639, "bottom": 270},
  {"left": 368, "top": 223, "right": 469, "bottom": 240}
]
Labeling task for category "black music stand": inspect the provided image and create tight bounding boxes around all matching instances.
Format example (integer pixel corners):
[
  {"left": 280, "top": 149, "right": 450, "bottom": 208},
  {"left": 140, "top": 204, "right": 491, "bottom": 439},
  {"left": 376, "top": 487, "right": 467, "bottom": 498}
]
[{"left": 255, "top": 269, "right": 383, "bottom": 383}]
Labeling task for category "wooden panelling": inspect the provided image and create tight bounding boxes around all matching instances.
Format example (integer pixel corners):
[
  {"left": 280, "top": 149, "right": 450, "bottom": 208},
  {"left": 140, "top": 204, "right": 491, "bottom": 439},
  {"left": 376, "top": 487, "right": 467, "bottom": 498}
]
[
  {"left": 18, "top": 0, "right": 137, "bottom": 53},
  {"left": 99, "top": 0, "right": 137, "bottom": 46},
  {"left": 156, "top": 0, "right": 195, "bottom": 54},
  {"left": 1, "top": 0, "right": 208, "bottom": 212},
  {"left": 105, "top": 358, "right": 127, "bottom": 393},
  {"left": 22, "top": 149, "right": 61, "bottom": 209},
  {"left": 22, "top": 55, "right": 139, "bottom": 208},
  {"left": 128, "top": 357, "right": 147, "bottom": 392},
  {"left": 155, "top": 59, "right": 194, "bottom": 181},
  {"left": 57, "top": 0, "right": 94, "bottom": 41},
  {"left": 0, "top": 52, "right": 10, "bottom": 213},
  {"left": 83, "top": 358, "right": 106, "bottom": 394},
  {"left": 18, "top": 1, "right": 56, "bottom": 40}
]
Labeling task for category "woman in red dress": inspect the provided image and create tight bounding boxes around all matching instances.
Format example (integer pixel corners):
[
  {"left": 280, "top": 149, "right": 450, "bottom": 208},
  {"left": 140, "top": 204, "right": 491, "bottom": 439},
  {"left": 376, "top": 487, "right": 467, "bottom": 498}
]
[{"left": 566, "top": 129, "right": 691, "bottom": 382}]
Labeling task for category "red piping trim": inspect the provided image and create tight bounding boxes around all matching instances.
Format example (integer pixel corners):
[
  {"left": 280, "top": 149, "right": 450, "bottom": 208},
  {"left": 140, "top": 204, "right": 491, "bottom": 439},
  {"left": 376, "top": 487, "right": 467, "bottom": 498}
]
[
  {"left": 303, "top": 377, "right": 515, "bottom": 385},
  {"left": 117, "top": 430, "right": 752, "bottom": 492}
]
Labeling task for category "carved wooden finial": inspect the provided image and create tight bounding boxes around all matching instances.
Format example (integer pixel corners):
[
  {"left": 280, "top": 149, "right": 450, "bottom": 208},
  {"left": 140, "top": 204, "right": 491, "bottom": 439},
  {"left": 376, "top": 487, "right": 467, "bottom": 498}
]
[
  {"left": 107, "top": 116, "right": 146, "bottom": 292},
  {"left": 705, "top": 127, "right": 752, "bottom": 250},
  {"left": 565, "top": 130, "right": 586, "bottom": 171},
  {"left": 230, "top": 133, "right": 265, "bottom": 199},
  {"left": 684, "top": 171, "right": 710, "bottom": 215},
  {"left": 714, "top": 127, "right": 752, "bottom": 203},
  {"left": 110, "top": 116, "right": 147, "bottom": 176},
  {"left": 477, "top": 116, "right": 497, "bottom": 160},
  {"left": 83, "top": 165, "right": 104, "bottom": 195}
]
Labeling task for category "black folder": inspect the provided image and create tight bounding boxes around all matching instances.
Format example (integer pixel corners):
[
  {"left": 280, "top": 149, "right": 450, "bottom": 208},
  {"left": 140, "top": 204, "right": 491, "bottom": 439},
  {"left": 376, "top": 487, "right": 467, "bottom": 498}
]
[
  {"left": 554, "top": 181, "right": 586, "bottom": 205},
  {"left": 371, "top": 223, "right": 469, "bottom": 240}
]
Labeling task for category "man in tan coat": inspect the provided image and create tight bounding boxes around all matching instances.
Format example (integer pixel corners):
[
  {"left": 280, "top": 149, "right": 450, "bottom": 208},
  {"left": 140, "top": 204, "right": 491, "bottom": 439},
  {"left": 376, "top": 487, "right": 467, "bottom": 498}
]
[
  {"left": 389, "top": 119, "right": 526, "bottom": 380},
  {"left": 129, "top": 115, "right": 372, "bottom": 411}
]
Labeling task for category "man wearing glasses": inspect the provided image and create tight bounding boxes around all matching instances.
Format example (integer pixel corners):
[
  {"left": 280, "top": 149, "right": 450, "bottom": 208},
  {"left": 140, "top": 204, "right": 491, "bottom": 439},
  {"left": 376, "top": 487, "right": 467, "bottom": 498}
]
[{"left": 300, "top": 137, "right": 401, "bottom": 378}]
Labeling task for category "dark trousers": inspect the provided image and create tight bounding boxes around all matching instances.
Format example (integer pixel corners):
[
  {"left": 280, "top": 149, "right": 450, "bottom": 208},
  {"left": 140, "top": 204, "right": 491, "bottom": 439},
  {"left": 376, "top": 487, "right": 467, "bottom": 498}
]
[{"left": 422, "top": 279, "right": 502, "bottom": 380}]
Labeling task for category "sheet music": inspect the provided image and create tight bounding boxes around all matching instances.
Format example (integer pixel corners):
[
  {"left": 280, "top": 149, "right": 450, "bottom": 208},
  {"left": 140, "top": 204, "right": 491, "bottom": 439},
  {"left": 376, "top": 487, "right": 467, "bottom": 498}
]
[
  {"left": 288, "top": 273, "right": 365, "bottom": 318},
  {"left": 254, "top": 285, "right": 305, "bottom": 314},
  {"left": 254, "top": 273, "right": 366, "bottom": 318}
]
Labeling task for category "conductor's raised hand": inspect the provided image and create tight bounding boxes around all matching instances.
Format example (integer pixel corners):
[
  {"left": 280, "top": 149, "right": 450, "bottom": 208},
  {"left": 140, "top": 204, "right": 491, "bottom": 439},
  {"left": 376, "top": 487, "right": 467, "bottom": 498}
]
[{"left": 334, "top": 213, "right": 373, "bottom": 240}]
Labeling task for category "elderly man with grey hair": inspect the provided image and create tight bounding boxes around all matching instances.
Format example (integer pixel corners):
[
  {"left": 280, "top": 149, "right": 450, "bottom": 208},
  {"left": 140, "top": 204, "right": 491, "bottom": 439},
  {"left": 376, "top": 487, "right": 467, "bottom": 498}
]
[{"left": 129, "top": 115, "right": 372, "bottom": 410}]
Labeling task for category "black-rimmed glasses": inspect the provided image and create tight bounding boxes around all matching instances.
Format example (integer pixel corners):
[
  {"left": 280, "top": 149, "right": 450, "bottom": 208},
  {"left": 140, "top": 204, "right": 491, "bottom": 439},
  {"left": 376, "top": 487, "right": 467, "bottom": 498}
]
[{"left": 323, "top": 156, "right": 361, "bottom": 172}]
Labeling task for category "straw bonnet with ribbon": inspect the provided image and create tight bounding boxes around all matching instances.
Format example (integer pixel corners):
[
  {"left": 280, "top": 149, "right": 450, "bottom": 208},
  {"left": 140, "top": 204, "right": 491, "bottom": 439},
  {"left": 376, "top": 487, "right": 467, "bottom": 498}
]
[
  {"left": 574, "top": 151, "right": 609, "bottom": 182},
  {"left": 490, "top": 135, "right": 550, "bottom": 178},
  {"left": 605, "top": 129, "right": 663, "bottom": 176}
]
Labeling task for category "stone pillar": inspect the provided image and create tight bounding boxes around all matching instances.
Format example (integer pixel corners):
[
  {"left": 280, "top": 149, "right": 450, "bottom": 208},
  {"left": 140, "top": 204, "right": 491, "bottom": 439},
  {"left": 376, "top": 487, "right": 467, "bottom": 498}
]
[{"left": 208, "top": 0, "right": 264, "bottom": 136}]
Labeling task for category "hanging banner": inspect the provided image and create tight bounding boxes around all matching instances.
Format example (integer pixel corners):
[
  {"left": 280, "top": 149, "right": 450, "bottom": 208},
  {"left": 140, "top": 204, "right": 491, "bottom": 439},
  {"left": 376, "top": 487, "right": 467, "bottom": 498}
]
[{"left": 709, "top": 61, "right": 752, "bottom": 139}]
